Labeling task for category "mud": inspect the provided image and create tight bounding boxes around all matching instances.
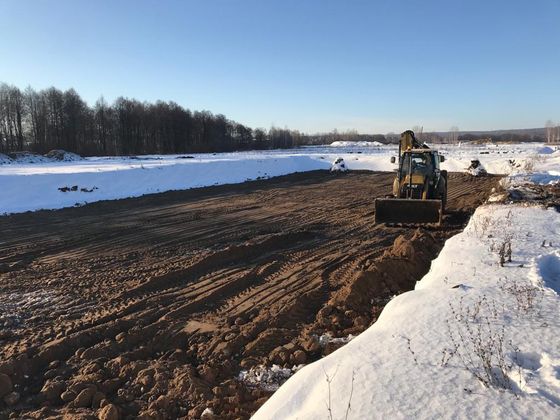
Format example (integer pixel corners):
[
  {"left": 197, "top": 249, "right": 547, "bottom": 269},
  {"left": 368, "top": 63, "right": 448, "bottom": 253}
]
[{"left": 0, "top": 171, "right": 499, "bottom": 419}]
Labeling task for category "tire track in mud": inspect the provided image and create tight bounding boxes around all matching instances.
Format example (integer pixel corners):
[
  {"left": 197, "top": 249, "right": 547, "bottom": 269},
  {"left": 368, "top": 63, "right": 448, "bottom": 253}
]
[{"left": 0, "top": 171, "right": 500, "bottom": 419}]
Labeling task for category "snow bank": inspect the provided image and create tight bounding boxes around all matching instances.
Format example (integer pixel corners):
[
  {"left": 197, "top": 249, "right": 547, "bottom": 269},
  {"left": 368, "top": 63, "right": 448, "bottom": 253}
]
[
  {"left": 7, "top": 151, "right": 51, "bottom": 164},
  {"left": 254, "top": 204, "right": 560, "bottom": 419},
  {"left": 0, "top": 155, "right": 331, "bottom": 214},
  {"left": 501, "top": 152, "right": 560, "bottom": 187}
]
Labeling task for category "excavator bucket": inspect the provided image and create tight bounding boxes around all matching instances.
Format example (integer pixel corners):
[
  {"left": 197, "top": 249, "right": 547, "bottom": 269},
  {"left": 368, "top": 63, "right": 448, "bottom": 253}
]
[{"left": 374, "top": 198, "right": 443, "bottom": 225}]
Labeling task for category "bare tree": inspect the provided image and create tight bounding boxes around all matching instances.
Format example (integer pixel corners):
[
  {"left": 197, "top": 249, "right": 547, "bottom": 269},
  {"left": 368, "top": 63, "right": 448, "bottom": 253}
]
[
  {"left": 411, "top": 125, "right": 424, "bottom": 140},
  {"left": 545, "top": 120, "right": 554, "bottom": 143},
  {"left": 449, "top": 126, "right": 459, "bottom": 143}
]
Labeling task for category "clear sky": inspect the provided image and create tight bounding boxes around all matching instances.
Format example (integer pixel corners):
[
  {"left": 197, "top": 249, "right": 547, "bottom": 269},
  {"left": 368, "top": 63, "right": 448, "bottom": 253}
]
[{"left": 0, "top": 0, "right": 559, "bottom": 133}]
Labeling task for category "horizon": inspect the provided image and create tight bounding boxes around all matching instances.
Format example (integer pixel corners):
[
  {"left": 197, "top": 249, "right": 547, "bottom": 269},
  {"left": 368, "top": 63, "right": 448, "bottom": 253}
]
[{"left": 1, "top": 0, "right": 559, "bottom": 133}]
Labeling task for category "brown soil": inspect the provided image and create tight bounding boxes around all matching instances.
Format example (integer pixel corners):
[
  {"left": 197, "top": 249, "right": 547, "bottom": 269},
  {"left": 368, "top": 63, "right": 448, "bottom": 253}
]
[{"left": 0, "top": 171, "right": 499, "bottom": 419}]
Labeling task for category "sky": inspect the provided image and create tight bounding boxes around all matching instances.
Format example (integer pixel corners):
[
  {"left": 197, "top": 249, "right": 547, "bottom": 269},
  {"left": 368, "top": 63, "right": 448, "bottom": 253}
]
[{"left": 0, "top": 0, "right": 559, "bottom": 134}]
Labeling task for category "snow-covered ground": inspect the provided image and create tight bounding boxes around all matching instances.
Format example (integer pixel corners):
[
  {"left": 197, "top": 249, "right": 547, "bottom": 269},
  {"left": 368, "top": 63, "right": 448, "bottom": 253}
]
[
  {"left": 0, "top": 142, "right": 558, "bottom": 214},
  {"left": 253, "top": 156, "right": 560, "bottom": 419}
]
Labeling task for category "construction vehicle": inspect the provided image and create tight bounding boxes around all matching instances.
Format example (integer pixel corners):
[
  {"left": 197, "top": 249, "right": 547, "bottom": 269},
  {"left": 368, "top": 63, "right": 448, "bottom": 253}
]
[{"left": 375, "top": 130, "right": 447, "bottom": 225}]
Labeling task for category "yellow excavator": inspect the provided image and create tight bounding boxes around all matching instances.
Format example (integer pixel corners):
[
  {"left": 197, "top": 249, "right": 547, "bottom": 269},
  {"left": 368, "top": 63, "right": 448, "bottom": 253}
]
[{"left": 375, "top": 130, "right": 447, "bottom": 225}]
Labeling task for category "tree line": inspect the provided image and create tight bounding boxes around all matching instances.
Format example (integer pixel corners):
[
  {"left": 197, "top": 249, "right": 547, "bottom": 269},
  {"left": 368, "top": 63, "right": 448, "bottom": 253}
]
[
  {"left": 3, "top": 82, "right": 548, "bottom": 156},
  {"left": 545, "top": 120, "right": 560, "bottom": 143},
  {"left": 0, "top": 83, "right": 309, "bottom": 156}
]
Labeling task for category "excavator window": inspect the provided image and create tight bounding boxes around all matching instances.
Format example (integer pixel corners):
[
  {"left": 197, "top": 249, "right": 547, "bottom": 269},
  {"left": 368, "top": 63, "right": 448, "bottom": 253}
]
[{"left": 401, "top": 153, "right": 432, "bottom": 175}]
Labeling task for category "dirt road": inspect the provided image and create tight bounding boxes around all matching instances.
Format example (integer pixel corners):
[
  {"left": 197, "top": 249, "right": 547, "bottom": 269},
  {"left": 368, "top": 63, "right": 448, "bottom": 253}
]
[{"left": 0, "top": 171, "right": 499, "bottom": 419}]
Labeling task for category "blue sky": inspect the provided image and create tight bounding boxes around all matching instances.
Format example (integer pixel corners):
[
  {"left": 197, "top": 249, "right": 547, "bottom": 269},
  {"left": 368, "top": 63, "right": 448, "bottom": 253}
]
[{"left": 0, "top": 0, "right": 558, "bottom": 133}]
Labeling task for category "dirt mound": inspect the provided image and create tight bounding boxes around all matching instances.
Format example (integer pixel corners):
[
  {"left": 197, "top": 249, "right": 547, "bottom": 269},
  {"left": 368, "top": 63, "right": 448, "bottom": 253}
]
[
  {"left": 0, "top": 171, "right": 499, "bottom": 419},
  {"left": 330, "top": 230, "right": 439, "bottom": 316}
]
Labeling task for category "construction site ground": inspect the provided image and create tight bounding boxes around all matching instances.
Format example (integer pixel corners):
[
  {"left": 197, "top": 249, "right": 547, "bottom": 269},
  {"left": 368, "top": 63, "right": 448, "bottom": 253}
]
[{"left": 0, "top": 171, "right": 499, "bottom": 419}]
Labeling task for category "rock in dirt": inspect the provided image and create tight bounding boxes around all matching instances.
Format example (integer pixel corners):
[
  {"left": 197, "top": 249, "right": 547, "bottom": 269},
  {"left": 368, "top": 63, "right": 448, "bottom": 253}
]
[
  {"left": 91, "top": 391, "right": 105, "bottom": 408},
  {"left": 40, "top": 380, "right": 65, "bottom": 402},
  {"left": 291, "top": 350, "right": 307, "bottom": 365},
  {"left": 100, "top": 378, "right": 122, "bottom": 394},
  {"left": 98, "top": 403, "right": 120, "bottom": 420},
  {"left": 0, "top": 373, "right": 13, "bottom": 398},
  {"left": 61, "top": 389, "right": 77, "bottom": 402},
  {"left": 72, "top": 386, "right": 97, "bottom": 407}
]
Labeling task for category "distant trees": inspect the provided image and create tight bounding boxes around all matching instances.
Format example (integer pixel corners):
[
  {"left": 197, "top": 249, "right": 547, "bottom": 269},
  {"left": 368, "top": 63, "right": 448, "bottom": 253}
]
[
  {"left": 0, "top": 83, "right": 308, "bottom": 156},
  {"left": 385, "top": 132, "right": 399, "bottom": 143},
  {"left": 449, "top": 126, "right": 459, "bottom": 143},
  {"left": 4, "top": 82, "right": 553, "bottom": 156},
  {"left": 0, "top": 84, "right": 25, "bottom": 152},
  {"left": 545, "top": 120, "right": 560, "bottom": 144},
  {"left": 411, "top": 125, "right": 423, "bottom": 140}
]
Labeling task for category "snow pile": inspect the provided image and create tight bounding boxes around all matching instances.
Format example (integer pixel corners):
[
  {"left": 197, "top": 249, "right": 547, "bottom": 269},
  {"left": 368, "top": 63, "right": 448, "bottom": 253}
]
[
  {"left": 254, "top": 204, "right": 560, "bottom": 419},
  {"left": 330, "top": 141, "right": 384, "bottom": 147},
  {"left": 44, "top": 149, "right": 83, "bottom": 162},
  {"left": 318, "top": 333, "right": 355, "bottom": 347},
  {"left": 7, "top": 151, "right": 51, "bottom": 164},
  {"left": 501, "top": 152, "right": 560, "bottom": 188},
  {"left": 0, "top": 153, "right": 12, "bottom": 164},
  {"left": 506, "top": 171, "right": 560, "bottom": 188},
  {"left": 238, "top": 364, "right": 303, "bottom": 392},
  {"left": 466, "top": 159, "right": 487, "bottom": 177},
  {"left": 330, "top": 157, "right": 348, "bottom": 172}
]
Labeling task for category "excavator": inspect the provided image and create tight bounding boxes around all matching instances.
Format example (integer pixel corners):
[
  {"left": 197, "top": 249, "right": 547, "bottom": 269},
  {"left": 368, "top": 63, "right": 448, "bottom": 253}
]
[{"left": 375, "top": 130, "right": 447, "bottom": 225}]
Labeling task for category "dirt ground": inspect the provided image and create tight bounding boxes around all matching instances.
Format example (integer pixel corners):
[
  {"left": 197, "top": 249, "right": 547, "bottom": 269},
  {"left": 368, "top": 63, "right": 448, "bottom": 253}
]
[{"left": 0, "top": 171, "right": 499, "bottom": 419}]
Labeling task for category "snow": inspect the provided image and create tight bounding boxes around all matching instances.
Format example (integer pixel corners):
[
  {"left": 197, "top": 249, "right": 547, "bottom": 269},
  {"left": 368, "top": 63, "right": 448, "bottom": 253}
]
[
  {"left": 253, "top": 150, "right": 560, "bottom": 419},
  {"left": 329, "top": 141, "right": 384, "bottom": 147},
  {"left": 44, "top": 149, "right": 83, "bottom": 162},
  {"left": 330, "top": 157, "right": 348, "bottom": 172},
  {"left": 0, "top": 142, "right": 558, "bottom": 215},
  {"left": 0, "top": 155, "right": 331, "bottom": 214},
  {"left": 0, "top": 153, "right": 12, "bottom": 164},
  {"left": 537, "top": 146, "right": 555, "bottom": 155},
  {"left": 536, "top": 252, "right": 560, "bottom": 293},
  {"left": 238, "top": 365, "right": 303, "bottom": 392},
  {"left": 6, "top": 151, "right": 52, "bottom": 164},
  {"left": 318, "top": 333, "right": 355, "bottom": 347}
]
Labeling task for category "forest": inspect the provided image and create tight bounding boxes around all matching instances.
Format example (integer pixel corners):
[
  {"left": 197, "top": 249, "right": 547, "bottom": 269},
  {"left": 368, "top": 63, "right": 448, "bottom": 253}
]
[{"left": 0, "top": 83, "right": 313, "bottom": 156}]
